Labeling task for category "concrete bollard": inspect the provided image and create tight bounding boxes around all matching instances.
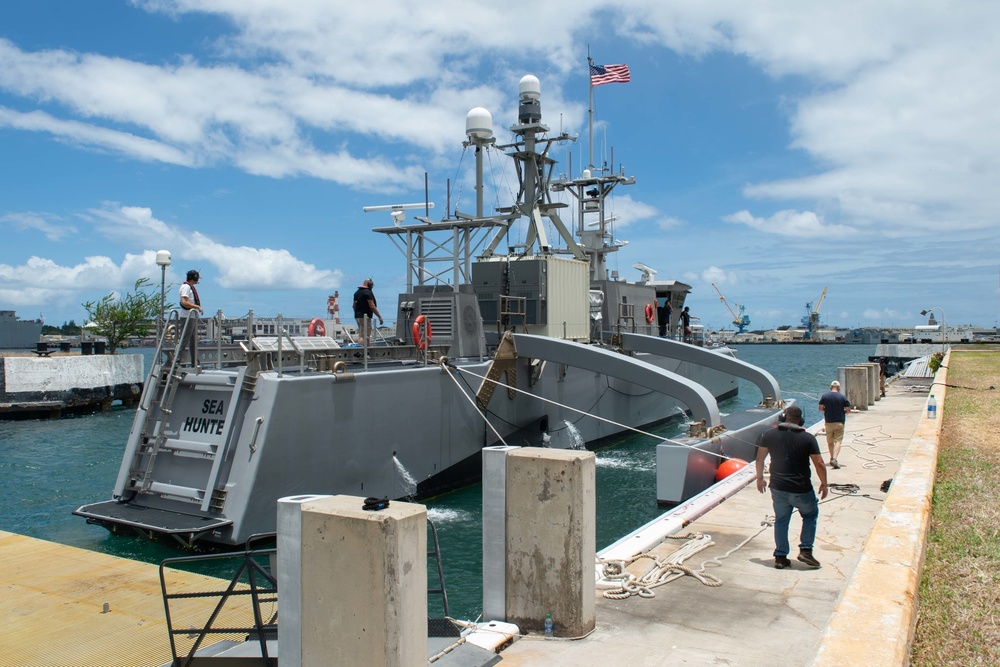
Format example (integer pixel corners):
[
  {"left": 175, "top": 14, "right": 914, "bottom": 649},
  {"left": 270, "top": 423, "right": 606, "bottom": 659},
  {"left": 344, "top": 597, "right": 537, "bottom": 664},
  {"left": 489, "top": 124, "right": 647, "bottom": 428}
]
[
  {"left": 504, "top": 447, "right": 596, "bottom": 638},
  {"left": 841, "top": 366, "right": 869, "bottom": 411},
  {"left": 851, "top": 363, "right": 876, "bottom": 406},
  {"left": 277, "top": 494, "right": 427, "bottom": 667}
]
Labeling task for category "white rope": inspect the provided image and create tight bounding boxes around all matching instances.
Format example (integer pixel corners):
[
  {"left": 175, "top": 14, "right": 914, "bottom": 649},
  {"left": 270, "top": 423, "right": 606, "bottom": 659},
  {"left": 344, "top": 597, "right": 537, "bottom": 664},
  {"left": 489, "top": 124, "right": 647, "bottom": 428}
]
[
  {"left": 597, "top": 533, "right": 720, "bottom": 599},
  {"left": 596, "top": 516, "right": 776, "bottom": 599},
  {"left": 843, "top": 425, "right": 900, "bottom": 470}
]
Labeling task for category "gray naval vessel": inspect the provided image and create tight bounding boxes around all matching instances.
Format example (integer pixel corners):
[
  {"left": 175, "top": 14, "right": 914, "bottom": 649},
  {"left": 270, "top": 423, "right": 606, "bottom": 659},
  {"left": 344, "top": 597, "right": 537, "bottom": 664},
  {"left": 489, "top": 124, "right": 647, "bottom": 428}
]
[
  {"left": 76, "top": 74, "right": 785, "bottom": 548},
  {"left": 0, "top": 310, "right": 43, "bottom": 349}
]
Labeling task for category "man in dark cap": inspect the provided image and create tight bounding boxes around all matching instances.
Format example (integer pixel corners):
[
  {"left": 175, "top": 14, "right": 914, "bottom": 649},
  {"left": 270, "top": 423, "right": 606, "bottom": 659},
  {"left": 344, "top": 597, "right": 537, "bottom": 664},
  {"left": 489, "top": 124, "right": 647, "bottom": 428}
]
[
  {"left": 755, "top": 405, "right": 828, "bottom": 569},
  {"left": 178, "top": 269, "right": 203, "bottom": 366}
]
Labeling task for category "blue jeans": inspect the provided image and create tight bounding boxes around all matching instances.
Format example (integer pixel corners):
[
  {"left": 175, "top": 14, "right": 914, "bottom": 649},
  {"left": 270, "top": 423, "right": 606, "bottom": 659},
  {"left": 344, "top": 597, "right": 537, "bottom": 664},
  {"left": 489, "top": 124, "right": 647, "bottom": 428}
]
[{"left": 770, "top": 488, "right": 819, "bottom": 557}]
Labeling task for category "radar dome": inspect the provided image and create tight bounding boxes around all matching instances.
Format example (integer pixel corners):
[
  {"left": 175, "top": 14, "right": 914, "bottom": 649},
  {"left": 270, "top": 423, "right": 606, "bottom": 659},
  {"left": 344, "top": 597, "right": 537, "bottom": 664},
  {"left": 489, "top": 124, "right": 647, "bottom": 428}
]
[
  {"left": 466, "top": 107, "right": 493, "bottom": 139},
  {"left": 519, "top": 75, "right": 541, "bottom": 100}
]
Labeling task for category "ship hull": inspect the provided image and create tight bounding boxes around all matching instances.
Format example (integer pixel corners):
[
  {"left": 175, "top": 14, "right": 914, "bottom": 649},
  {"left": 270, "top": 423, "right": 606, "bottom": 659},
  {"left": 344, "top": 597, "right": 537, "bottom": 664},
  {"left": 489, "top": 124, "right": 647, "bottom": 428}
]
[{"left": 77, "top": 350, "right": 736, "bottom": 547}]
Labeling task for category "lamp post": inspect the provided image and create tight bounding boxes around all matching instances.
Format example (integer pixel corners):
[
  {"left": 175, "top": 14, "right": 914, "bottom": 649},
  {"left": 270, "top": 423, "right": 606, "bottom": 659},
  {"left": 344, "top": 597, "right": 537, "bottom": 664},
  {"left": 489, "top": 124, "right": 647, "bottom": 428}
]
[
  {"left": 920, "top": 307, "right": 946, "bottom": 353},
  {"left": 155, "top": 250, "right": 171, "bottom": 339}
]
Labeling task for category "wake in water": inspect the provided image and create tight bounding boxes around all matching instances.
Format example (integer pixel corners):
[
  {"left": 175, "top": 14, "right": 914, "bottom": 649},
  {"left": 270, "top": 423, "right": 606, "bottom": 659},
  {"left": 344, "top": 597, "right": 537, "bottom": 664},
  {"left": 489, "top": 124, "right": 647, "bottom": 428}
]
[{"left": 426, "top": 507, "right": 472, "bottom": 523}]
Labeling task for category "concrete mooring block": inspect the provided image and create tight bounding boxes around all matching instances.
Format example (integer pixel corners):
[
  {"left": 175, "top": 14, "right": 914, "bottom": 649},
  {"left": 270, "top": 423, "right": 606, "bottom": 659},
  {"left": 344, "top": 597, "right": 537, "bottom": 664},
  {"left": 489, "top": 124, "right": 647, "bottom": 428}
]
[
  {"left": 504, "top": 447, "right": 596, "bottom": 638},
  {"left": 277, "top": 494, "right": 427, "bottom": 667}
]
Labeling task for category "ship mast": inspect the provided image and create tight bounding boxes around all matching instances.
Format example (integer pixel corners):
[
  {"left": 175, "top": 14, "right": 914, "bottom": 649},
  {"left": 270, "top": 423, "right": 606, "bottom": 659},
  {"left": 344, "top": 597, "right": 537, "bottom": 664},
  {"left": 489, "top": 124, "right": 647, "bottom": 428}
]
[{"left": 480, "top": 76, "right": 585, "bottom": 261}]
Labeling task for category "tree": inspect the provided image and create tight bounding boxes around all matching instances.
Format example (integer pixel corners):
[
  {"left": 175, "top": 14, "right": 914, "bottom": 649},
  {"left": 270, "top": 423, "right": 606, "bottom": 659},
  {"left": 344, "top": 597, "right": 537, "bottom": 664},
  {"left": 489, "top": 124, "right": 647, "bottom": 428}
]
[{"left": 82, "top": 278, "right": 161, "bottom": 353}]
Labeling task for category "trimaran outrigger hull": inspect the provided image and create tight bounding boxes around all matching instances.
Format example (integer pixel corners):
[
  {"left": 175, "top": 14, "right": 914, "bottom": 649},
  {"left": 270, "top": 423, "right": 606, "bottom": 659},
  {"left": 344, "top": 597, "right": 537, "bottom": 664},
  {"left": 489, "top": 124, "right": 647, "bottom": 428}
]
[{"left": 77, "top": 73, "right": 784, "bottom": 548}]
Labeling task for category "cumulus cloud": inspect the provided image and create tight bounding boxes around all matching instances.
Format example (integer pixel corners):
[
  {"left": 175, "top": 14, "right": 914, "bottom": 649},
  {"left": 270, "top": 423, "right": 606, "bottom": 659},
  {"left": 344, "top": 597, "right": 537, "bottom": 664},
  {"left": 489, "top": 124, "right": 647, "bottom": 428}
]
[{"left": 83, "top": 203, "right": 341, "bottom": 290}]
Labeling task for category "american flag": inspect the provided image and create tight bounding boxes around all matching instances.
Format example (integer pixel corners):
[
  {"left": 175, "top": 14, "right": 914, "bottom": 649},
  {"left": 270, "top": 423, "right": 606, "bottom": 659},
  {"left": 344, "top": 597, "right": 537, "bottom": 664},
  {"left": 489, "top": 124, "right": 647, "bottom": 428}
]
[{"left": 590, "top": 63, "right": 631, "bottom": 86}]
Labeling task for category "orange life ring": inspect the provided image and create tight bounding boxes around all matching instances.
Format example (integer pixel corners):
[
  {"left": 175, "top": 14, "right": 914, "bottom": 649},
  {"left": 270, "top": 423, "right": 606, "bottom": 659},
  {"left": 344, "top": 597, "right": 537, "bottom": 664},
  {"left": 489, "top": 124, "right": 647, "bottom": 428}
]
[
  {"left": 412, "top": 314, "right": 433, "bottom": 350},
  {"left": 307, "top": 317, "right": 326, "bottom": 337},
  {"left": 644, "top": 303, "right": 655, "bottom": 324}
]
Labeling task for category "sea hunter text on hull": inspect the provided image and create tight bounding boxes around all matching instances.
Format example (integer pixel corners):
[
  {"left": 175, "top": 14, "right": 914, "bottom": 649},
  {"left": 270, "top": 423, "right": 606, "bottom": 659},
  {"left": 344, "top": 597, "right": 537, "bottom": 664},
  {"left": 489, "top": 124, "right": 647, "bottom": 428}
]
[{"left": 77, "top": 74, "right": 785, "bottom": 548}]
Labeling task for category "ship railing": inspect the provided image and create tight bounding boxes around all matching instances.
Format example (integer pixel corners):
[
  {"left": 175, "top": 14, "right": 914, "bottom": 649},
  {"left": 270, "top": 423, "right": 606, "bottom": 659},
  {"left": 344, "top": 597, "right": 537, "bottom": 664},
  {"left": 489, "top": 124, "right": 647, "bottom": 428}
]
[{"left": 616, "top": 302, "right": 637, "bottom": 334}]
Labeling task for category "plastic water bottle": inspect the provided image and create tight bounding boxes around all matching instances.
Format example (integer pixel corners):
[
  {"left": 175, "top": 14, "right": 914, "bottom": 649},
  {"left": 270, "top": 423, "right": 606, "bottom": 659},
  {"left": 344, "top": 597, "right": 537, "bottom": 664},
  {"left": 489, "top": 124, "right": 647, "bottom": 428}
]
[
  {"left": 927, "top": 394, "right": 937, "bottom": 419},
  {"left": 544, "top": 613, "right": 553, "bottom": 638}
]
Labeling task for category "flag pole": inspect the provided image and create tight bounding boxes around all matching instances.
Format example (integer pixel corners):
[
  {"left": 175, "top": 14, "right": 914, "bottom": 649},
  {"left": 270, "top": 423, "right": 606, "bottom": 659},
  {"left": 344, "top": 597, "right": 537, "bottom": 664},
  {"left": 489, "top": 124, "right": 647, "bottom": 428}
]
[{"left": 587, "top": 55, "right": 595, "bottom": 171}]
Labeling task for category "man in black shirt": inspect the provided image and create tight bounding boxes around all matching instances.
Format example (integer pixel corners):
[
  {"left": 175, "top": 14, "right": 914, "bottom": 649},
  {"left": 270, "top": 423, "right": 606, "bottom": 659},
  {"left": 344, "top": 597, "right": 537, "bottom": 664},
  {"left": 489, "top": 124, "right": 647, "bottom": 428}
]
[
  {"left": 755, "top": 405, "right": 828, "bottom": 569},
  {"left": 679, "top": 306, "right": 692, "bottom": 342},
  {"left": 352, "top": 278, "right": 383, "bottom": 347}
]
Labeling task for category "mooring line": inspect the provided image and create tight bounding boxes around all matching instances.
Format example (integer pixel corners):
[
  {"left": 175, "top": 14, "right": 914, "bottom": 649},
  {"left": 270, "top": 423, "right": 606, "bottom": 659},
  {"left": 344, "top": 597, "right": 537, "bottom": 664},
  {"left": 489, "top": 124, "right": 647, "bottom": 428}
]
[{"left": 447, "top": 363, "right": 737, "bottom": 460}]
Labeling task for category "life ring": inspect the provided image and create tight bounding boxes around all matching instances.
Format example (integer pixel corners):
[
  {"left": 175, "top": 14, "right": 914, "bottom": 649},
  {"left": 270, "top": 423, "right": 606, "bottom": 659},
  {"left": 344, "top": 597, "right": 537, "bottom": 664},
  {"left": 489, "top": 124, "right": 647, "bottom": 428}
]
[
  {"left": 644, "top": 303, "right": 655, "bottom": 324},
  {"left": 412, "top": 315, "right": 433, "bottom": 350},
  {"left": 307, "top": 317, "right": 326, "bottom": 337}
]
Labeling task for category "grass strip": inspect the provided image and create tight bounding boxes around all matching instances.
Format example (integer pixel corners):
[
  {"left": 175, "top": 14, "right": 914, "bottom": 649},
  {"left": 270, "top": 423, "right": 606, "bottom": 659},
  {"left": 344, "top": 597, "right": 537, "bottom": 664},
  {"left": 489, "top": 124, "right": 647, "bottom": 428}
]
[{"left": 910, "top": 350, "right": 1000, "bottom": 666}]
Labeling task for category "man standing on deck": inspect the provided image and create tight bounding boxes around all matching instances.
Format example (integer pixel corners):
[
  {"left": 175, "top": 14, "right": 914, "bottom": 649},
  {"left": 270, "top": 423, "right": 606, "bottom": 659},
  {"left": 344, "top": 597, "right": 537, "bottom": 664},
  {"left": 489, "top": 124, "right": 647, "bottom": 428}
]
[
  {"left": 352, "top": 278, "right": 383, "bottom": 347},
  {"left": 756, "top": 405, "right": 828, "bottom": 569},
  {"left": 178, "top": 269, "right": 204, "bottom": 367},
  {"left": 819, "top": 380, "right": 852, "bottom": 469},
  {"left": 657, "top": 298, "right": 673, "bottom": 337},
  {"left": 680, "top": 306, "right": 693, "bottom": 343}
]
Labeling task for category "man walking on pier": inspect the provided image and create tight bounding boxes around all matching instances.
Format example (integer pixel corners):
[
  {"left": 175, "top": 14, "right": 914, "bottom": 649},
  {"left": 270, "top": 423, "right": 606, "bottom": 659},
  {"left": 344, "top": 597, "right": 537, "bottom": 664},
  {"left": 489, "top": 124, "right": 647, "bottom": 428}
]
[
  {"left": 819, "top": 380, "right": 852, "bottom": 469},
  {"left": 756, "top": 405, "right": 828, "bottom": 569}
]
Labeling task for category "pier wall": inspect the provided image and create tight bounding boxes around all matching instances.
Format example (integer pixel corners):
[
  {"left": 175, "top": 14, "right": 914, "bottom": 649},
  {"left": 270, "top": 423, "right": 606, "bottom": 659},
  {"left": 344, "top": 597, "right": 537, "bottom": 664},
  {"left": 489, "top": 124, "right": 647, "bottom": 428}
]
[
  {"left": 0, "top": 354, "right": 144, "bottom": 416},
  {"left": 811, "top": 352, "right": 946, "bottom": 666}
]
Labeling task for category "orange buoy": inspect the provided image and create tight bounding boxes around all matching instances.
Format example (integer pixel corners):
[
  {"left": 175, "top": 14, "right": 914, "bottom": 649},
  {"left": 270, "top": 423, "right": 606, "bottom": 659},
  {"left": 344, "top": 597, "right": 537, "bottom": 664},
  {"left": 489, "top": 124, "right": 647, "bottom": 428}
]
[
  {"left": 715, "top": 458, "right": 748, "bottom": 481},
  {"left": 412, "top": 314, "right": 433, "bottom": 350},
  {"left": 644, "top": 303, "right": 655, "bottom": 323},
  {"left": 307, "top": 317, "right": 326, "bottom": 337}
]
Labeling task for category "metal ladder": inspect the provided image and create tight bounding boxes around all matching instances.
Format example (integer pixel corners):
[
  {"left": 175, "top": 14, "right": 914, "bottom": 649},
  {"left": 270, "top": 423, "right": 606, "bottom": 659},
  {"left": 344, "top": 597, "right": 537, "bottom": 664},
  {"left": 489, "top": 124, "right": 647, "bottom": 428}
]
[{"left": 127, "top": 312, "right": 206, "bottom": 494}]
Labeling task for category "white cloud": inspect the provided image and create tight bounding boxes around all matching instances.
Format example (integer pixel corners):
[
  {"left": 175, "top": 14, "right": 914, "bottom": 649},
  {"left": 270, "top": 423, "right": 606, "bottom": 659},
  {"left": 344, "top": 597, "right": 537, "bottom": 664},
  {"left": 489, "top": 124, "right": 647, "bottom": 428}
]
[
  {"left": 0, "top": 211, "right": 77, "bottom": 241},
  {"left": 83, "top": 203, "right": 341, "bottom": 290},
  {"left": 723, "top": 209, "right": 856, "bottom": 238},
  {"left": 700, "top": 266, "right": 738, "bottom": 286},
  {"left": 656, "top": 215, "right": 685, "bottom": 231},
  {"left": 0, "top": 106, "right": 194, "bottom": 166}
]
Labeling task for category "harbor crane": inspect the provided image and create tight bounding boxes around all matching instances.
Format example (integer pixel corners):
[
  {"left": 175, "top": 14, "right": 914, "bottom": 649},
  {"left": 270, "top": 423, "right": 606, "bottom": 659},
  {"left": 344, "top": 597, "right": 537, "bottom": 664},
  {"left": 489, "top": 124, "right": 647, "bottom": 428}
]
[
  {"left": 711, "top": 283, "right": 751, "bottom": 333},
  {"left": 802, "top": 287, "right": 828, "bottom": 339}
]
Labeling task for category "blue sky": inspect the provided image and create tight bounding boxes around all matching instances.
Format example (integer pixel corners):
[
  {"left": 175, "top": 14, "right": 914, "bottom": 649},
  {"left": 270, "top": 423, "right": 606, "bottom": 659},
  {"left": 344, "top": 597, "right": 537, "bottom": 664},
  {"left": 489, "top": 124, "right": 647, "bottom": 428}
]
[{"left": 1, "top": 1, "right": 997, "bottom": 331}]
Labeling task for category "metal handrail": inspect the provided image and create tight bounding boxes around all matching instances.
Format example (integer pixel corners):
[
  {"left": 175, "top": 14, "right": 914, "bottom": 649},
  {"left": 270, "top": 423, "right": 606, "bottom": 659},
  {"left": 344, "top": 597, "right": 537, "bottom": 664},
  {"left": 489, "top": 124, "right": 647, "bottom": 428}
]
[
  {"left": 158, "top": 524, "right": 452, "bottom": 663},
  {"left": 159, "top": 536, "right": 278, "bottom": 666}
]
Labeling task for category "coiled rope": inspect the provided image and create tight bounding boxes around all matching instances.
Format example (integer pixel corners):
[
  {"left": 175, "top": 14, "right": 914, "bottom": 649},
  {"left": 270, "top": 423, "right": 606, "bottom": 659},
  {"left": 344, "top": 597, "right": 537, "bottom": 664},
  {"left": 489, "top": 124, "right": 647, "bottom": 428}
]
[{"left": 597, "top": 516, "right": 776, "bottom": 599}]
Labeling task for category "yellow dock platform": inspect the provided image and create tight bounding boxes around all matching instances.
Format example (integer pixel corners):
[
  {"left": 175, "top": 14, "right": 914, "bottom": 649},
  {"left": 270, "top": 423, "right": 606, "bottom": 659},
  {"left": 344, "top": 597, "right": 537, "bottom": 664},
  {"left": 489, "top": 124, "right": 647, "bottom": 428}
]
[{"left": 0, "top": 530, "right": 226, "bottom": 667}]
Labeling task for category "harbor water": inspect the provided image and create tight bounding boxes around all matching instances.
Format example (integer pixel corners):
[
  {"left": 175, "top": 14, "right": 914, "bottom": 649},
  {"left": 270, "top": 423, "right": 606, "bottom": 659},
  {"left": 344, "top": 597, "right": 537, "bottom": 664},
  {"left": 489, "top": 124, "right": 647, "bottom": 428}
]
[{"left": 0, "top": 344, "right": 875, "bottom": 621}]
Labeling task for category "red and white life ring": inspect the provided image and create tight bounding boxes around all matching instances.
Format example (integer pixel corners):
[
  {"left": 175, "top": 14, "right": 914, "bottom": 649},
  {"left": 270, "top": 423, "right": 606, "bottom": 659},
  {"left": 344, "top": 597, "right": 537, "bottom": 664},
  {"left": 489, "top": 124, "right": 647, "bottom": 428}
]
[
  {"left": 307, "top": 317, "right": 326, "bottom": 337},
  {"left": 644, "top": 303, "right": 655, "bottom": 324},
  {"left": 412, "top": 314, "right": 433, "bottom": 350}
]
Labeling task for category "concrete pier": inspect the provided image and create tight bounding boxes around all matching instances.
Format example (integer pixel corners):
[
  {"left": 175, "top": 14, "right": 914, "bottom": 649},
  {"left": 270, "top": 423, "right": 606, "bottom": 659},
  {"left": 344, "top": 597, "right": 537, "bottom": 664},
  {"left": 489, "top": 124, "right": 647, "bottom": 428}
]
[
  {"left": 0, "top": 353, "right": 143, "bottom": 417},
  {"left": 498, "top": 366, "right": 940, "bottom": 665}
]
